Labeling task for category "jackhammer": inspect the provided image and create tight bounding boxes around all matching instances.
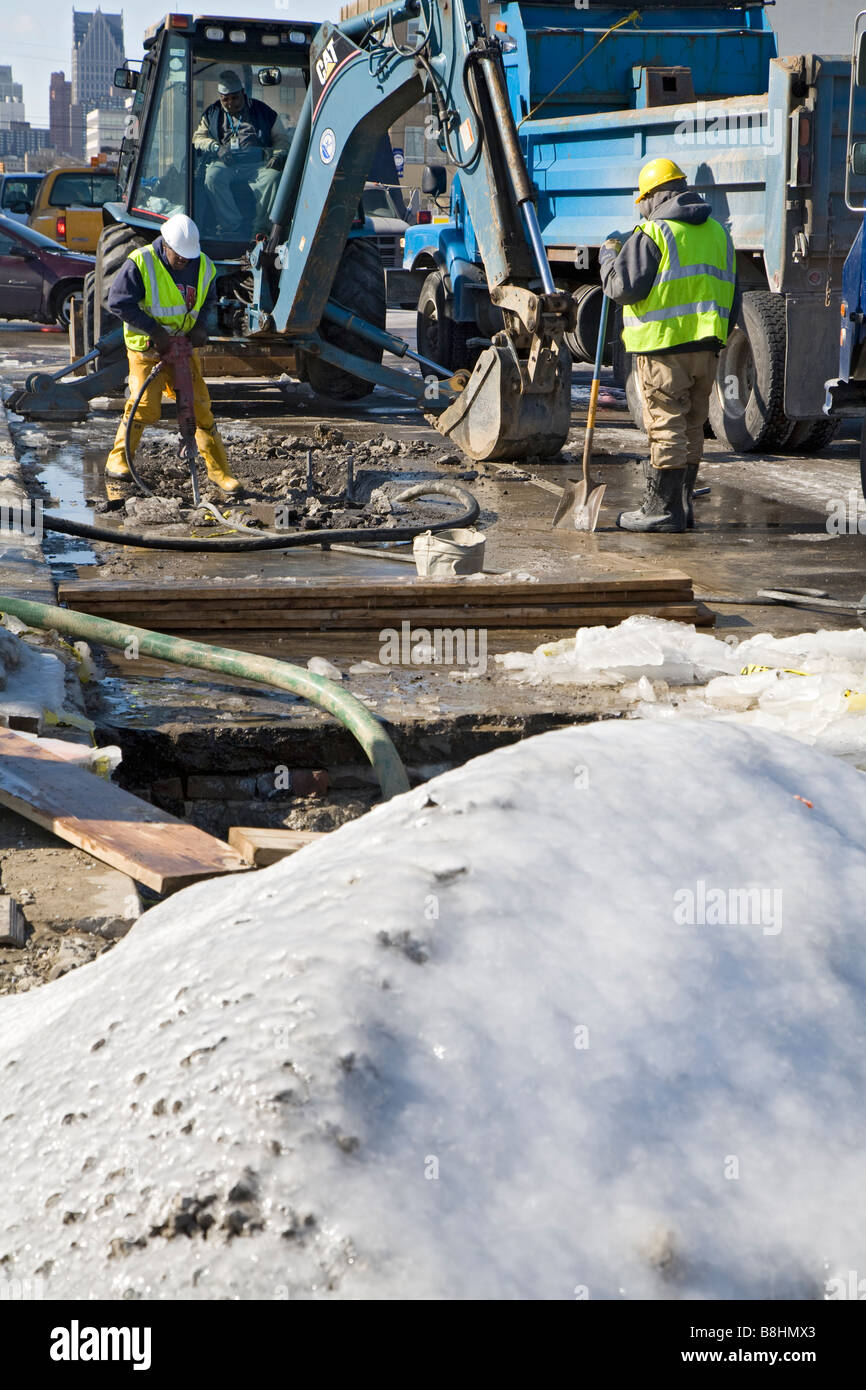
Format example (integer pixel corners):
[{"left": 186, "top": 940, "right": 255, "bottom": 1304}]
[{"left": 120, "top": 333, "right": 223, "bottom": 522}]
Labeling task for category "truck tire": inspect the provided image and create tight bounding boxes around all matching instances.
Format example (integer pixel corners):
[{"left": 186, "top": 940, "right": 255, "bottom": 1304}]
[
  {"left": 94, "top": 222, "right": 148, "bottom": 344},
  {"left": 785, "top": 417, "right": 840, "bottom": 453},
  {"left": 708, "top": 290, "right": 791, "bottom": 452},
  {"left": 81, "top": 271, "right": 95, "bottom": 360},
  {"left": 416, "top": 268, "right": 480, "bottom": 374},
  {"left": 301, "top": 237, "right": 386, "bottom": 402}
]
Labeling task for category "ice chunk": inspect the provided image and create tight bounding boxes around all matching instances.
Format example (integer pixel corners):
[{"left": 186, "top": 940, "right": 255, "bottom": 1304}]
[{"left": 307, "top": 656, "right": 343, "bottom": 681}]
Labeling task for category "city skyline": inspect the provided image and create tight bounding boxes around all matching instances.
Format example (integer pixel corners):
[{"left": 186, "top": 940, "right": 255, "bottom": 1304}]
[{"left": 4, "top": 1, "right": 338, "bottom": 131}]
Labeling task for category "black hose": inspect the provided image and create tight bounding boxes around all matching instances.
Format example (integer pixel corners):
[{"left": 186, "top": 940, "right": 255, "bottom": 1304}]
[{"left": 41, "top": 482, "right": 480, "bottom": 553}]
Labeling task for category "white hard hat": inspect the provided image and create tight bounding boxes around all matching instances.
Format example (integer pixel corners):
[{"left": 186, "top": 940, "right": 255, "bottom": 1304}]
[{"left": 161, "top": 213, "right": 200, "bottom": 258}]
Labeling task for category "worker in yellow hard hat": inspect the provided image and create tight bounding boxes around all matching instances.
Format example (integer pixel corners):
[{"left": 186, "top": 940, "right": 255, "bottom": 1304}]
[{"left": 598, "top": 157, "right": 740, "bottom": 533}]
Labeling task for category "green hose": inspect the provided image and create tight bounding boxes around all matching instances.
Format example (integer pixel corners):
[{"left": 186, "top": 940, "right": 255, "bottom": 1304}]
[{"left": 0, "top": 596, "right": 410, "bottom": 800}]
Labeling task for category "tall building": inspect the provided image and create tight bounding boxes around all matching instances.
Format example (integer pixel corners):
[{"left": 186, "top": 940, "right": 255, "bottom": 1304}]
[
  {"left": 0, "top": 66, "right": 23, "bottom": 104},
  {"left": 0, "top": 99, "right": 26, "bottom": 131},
  {"left": 69, "top": 103, "right": 86, "bottom": 159},
  {"left": 85, "top": 107, "right": 125, "bottom": 161},
  {"left": 71, "top": 9, "right": 124, "bottom": 114},
  {"left": 50, "top": 71, "right": 72, "bottom": 154}
]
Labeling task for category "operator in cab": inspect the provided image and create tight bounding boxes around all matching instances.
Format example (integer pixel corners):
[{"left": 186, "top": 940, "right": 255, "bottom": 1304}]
[
  {"left": 600, "top": 158, "right": 740, "bottom": 534},
  {"left": 193, "top": 69, "right": 291, "bottom": 238},
  {"left": 104, "top": 213, "right": 240, "bottom": 493}
]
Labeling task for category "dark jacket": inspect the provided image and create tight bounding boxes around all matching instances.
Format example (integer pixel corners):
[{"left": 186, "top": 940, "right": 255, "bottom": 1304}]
[
  {"left": 599, "top": 188, "right": 742, "bottom": 354},
  {"left": 202, "top": 97, "right": 276, "bottom": 150},
  {"left": 107, "top": 236, "right": 215, "bottom": 341}
]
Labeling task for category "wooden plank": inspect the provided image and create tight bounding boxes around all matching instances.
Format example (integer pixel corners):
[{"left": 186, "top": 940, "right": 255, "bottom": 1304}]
[
  {"left": 0, "top": 728, "right": 249, "bottom": 894},
  {"left": 68, "top": 588, "right": 695, "bottom": 618},
  {"left": 67, "top": 603, "right": 708, "bottom": 631},
  {"left": 0, "top": 896, "right": 26, "bottom": 947},
  {"left": 59, "top": 571, "right": 694, "bottom": 605},
  {"left": 228, "top": 826, "right": 327, "bottom": 867}
]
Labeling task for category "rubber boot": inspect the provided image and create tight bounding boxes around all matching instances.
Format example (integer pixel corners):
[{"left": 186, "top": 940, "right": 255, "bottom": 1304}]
[
  {"left": 684, "top": 463, "right": 699, "bottom": 530},
  {"left": 104, "top": 456, "right": 132, "bottom": 479},
  {"left": 617, "top": 462, "right": 688, "bottom": 533},
  {"left": 204, "top": 458, "right": 242, "bottom": 493},
  {"left": 199, "top": 429, "right": 241, "bottom": 494}
]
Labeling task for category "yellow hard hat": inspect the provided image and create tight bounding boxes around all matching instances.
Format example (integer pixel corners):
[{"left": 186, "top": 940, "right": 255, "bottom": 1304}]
[{"left": 635, "top": 157, "right": 686, "bottom": 204}]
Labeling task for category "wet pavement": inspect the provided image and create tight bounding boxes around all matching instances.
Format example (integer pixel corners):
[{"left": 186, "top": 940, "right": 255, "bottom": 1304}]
[{"left": 3, "top": 316, "right": 866, "bottom": 746}]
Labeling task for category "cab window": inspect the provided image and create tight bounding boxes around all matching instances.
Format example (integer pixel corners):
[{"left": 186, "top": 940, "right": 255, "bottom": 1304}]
[
  {"left": 134, "top": 33, "right": 189, "bottom": 218},
  {"left": 191, "top": 57, "right": 306, "bottom": 229},
  {"left": 1, "top": 179, "right": 39, "bottom": 213},
  {"left": 50, "top": 173, "right": 117, "bottom": 208}
]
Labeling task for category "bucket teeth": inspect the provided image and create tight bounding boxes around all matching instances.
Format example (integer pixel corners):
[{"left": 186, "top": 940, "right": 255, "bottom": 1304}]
[{"left": 434, "top": 344, "right": 571, "bottom": 462}]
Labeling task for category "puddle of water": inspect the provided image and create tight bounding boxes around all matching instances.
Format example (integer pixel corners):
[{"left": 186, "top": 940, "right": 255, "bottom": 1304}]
[{"left": 14, "top": 432, "right": 101, "bottom": 572}]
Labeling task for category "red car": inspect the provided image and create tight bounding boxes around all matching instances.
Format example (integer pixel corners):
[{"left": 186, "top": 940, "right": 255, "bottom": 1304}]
[{"left": 0, "top": 212, "right": 93, "bottom": 327}]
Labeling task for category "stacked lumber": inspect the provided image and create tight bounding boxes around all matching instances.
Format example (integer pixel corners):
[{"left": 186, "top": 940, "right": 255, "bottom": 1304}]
[{"left": 59, "top": 572, "right": 712, "bottom": 633}]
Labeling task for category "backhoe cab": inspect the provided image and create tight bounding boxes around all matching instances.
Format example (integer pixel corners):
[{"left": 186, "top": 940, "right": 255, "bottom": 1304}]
[{"left": 12, "top": 2, "right": 574, "bottom": 463}]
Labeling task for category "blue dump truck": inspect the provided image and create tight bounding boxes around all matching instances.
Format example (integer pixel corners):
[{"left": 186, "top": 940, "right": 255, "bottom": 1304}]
[{"left": 399, "top": 0, "right": 866, "bottom": 454}]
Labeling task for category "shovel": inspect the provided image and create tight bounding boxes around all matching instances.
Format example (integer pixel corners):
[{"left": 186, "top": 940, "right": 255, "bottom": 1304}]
[{"left": 553, "top": 292, "right": 611, "bottom": 531}]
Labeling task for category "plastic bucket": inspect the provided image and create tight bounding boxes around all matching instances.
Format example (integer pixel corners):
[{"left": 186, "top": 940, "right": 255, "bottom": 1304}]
[{"left": 412, "top": 527, "right": 486, "bottom": 577}]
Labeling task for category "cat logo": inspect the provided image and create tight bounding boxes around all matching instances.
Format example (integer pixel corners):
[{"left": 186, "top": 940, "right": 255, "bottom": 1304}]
[{"left": 315, "top": 38, "right": 339, "bottom": 88}]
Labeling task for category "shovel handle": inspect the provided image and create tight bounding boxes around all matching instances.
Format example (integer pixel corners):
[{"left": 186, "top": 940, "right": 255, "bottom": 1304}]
[{"left": 583, "top": 293, "right": 612, "bottom": 483}]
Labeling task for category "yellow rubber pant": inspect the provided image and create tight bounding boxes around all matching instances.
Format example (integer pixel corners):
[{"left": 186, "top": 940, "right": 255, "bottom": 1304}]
[
  {"left": 635, "top": 349, "right": 718, "bottom": 470},
  {"left": 106, "top": 347, "right": 228, "bottom": 474}
]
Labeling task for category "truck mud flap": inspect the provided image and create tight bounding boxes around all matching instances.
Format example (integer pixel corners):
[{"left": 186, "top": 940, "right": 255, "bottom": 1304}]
[
  {"left": 435, "top": 343, "right": 571, "bottom": 461},
  {"left": 785, "top": 292, "right": 839, "bottom": 419}
]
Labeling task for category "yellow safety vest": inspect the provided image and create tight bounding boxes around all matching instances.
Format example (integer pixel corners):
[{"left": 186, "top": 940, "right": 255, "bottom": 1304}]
[
  {"left": 621, "top": 216, "right": 736, "bottom": 354},
  {"left": 124, "top": 243, "right": 216, "bottom": 352}
]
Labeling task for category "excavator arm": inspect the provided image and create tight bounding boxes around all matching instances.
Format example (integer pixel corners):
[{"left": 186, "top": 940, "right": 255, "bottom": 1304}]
[{"left": 249, "top": 0, "right": 575, "bottom": 461}]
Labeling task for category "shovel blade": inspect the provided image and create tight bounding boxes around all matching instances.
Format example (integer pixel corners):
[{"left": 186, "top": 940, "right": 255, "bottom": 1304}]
[
  {"left": 436, "top": 344, "right": 571, "bottom": 462},
  {"left": 552, "top": 480, "right": 606, "bottom": 532}
]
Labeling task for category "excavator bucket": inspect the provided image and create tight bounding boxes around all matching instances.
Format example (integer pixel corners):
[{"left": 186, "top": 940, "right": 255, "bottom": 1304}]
[{"left": 435, "top": 343, "right": 572, "bottom": 462}]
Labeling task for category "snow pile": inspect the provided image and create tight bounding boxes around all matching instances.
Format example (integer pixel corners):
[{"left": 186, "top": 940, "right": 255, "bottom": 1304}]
[
  {"left": 497, "top": 617, "right": 866, "bottom": 767},
  {"left": 1, "top": 721, "right": 866, "bottom": 1300},
  {"left": 496, "top": 614, "right": 738, "bottom": 686}
]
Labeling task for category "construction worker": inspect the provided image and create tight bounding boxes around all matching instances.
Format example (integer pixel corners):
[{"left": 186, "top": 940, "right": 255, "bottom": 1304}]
[
  {"left": 104, "top": 213, "right": 240, "bottom": 492},
  {"left": 599, "top": 158, "right": 739, "bottom": 533},
  {"left": 193, "top": 70, "right": 291, "bottom": 238}
]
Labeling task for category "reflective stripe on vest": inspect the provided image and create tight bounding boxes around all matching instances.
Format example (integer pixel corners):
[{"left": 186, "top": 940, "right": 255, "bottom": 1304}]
[
  {"left": 124, "top": 244, "right": 216, "bottom": 352},
  {"left": 621, "top": 217, "right": 736, "bottom": 354}
]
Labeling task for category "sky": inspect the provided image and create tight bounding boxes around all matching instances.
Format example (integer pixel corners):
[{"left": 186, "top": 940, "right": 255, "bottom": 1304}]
[
  {"left": 2, "top": 2, "right": 340, "bottom": 128},
  {"left": 3, "top": 0, "right": 865, "bottom": 129}
]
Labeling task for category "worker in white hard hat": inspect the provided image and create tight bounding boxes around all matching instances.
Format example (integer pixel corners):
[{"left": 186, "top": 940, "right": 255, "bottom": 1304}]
[
  {"left": 103, "top": 213, "right": 240, "bottom": 492},
  {"left": 193, "top": 68, "right": 291, "bottom": 238}
]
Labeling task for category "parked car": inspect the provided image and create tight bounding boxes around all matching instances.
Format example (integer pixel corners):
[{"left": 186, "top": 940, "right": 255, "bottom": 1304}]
[
  {"left": 28, "top": 165, "right": 118, "bottom": 254},
  {"left": 0, "top": 213, "right": 93, "bottom": 326},
  {"left": 0, "top": 173, "right": 44, "bottom": 225}
]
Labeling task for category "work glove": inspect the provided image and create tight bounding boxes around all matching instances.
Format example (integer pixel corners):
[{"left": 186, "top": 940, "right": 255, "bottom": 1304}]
[
  {"left": 599, "top": 235, "right": 623, "bottom": 266},
  {"left": 265, "top": 150, "right": 287, "bottom": 171},
  {"left": 148, "top": 324, "right": 172, "bottom": 355},
  {"left": 187, "top": 321, "right": 209, "bottom": 348}
]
